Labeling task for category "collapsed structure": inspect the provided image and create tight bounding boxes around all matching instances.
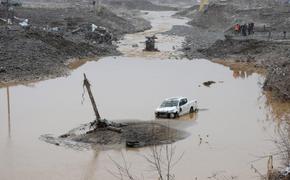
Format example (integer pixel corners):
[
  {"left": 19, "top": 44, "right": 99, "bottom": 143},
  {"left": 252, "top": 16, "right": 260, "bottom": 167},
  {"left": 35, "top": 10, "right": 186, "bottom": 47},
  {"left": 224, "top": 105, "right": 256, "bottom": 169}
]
[{"left": 144, "top": 35, "right": 159, "bottom": 51}]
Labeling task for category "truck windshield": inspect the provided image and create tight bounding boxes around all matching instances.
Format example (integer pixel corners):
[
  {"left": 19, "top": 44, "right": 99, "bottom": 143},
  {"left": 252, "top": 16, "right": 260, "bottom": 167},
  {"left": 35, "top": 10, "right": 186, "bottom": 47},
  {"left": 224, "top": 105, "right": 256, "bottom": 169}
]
[{"left": 160, "top": 100, "right": 179, "bottom": 107}]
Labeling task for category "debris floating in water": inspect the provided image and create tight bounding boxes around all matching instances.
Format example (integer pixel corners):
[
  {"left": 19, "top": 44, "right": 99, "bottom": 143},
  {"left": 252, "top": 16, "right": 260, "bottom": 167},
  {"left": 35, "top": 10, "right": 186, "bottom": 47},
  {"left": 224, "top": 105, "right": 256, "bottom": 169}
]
[{"left": 203, "top": 81, "right": 216, "bottom": 87}]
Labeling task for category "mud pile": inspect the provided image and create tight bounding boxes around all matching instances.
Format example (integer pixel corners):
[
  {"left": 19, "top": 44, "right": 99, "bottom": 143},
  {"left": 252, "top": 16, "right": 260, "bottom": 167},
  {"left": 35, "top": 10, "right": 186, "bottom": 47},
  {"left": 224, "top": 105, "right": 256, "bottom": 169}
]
[
  {"left": 0, "top": 26, "right": 116, "bottom": 84},
  {"left": 41, "top": 120, "right": 189, "bottom": 150},
  {"left": 12, "top": 6, "right": 151, "bottom": 36},
  {"left": 0, "top": 6, "right": 151, "bottom": 86},
  {"left": 200, "top": 39, "right": 290, "bottom": 63}
]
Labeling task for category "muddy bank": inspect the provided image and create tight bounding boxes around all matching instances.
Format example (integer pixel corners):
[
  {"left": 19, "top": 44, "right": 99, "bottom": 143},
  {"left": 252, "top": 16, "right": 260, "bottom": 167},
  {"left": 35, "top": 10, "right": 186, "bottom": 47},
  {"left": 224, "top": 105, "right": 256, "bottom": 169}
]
[
  {"left": 0, "top": 26, "right": 118, "bottom": 85},
  {"left": 199, "top": 39, "right": 290, "bottom": 101},
  {"left": 179, "top": 1, "right": 290, "bottom": 58},
  {"left": 0, "top": 6, "right": 151, "bottom": 86},
  {"left": 41, "top": 120, "right": 189, "bottom": 150},
  {"left": 176, "top": 1, "right": 290, "bottom": 100},
  {"left": 103, "top": 0, "right": 178, "bottom": 11},
  {"left": 163, "top": 24, "right": 224, "bottom": 58},
  {"left": 22, "top": 0, "right": 178, "bottom": 11}
]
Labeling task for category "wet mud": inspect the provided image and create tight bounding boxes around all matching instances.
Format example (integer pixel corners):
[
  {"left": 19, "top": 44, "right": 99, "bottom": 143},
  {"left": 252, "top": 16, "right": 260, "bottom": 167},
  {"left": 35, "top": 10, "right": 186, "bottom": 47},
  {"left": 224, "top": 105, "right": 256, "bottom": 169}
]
[
  {"left": 1, "top": 10, "right": 290, "bottom": 180},
  {"left": 41, "top": 120, "right": 189, "bottom": 150},
  {"left": 0, "top": 6, "right": 151, "bottom": 86}
]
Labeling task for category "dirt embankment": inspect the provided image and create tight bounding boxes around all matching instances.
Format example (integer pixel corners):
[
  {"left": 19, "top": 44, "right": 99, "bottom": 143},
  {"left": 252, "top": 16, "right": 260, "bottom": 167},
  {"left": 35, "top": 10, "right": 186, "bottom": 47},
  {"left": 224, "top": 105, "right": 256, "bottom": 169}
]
[
  {"left": 0, "top": 6, "right": 151, "bottom": 86},
  {"left": 201, "top": 38, "right": 290, "bottom": 100},
  {"left": 103, "top": 0, "right": 178, "bottom": 11},
  {"left": 176, "top": 1, "right": 290, "bottom": 101}
]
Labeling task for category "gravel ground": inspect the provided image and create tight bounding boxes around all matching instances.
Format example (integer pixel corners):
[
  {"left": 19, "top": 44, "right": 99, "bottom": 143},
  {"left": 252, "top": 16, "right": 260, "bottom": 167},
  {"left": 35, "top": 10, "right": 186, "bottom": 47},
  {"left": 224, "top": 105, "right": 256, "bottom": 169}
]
[{"left": 0, "top": 6, "right": 151, "bottom": 86}]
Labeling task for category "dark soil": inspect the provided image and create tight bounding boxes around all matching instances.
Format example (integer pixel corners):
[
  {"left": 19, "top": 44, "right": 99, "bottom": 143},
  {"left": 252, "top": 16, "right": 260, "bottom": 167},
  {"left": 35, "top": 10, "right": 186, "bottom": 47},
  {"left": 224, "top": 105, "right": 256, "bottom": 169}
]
[
  {"left": 0, "top": 6, "right": 151, "bottom": 86},
  {"left": 40, "top": 121, "right": 189, "bottom": 150}
]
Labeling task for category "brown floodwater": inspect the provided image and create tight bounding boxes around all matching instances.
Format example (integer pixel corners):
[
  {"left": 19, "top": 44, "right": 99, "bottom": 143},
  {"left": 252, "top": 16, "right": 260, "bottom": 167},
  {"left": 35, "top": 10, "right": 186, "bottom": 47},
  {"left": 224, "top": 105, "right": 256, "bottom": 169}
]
[{"left": 1, "top": 11, "right": 290, "bottom": 180}]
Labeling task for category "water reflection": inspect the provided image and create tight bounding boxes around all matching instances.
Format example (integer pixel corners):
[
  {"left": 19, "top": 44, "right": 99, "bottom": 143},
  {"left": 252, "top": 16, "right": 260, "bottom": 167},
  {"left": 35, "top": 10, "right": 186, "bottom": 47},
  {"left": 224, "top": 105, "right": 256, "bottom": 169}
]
[
  {"left": 83, "top": 151, "right": 99, "bottom": 180},
  {"left": 6, "top": 87, "right": 11, "bottom": 138},
  {"left": 232, "top": 69, "right": 254, "bottom": 79},
  {"left": 155, "top": 112, "right": 198, "bottom": 121}
]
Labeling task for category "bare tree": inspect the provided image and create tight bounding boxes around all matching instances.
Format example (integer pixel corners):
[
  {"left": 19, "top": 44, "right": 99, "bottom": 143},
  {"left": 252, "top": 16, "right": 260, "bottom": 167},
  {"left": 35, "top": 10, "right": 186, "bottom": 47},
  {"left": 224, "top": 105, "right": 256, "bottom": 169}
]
[
  {"left": 143, "top": 144, "right": 183, "bottom": 180},
  {"left": 109, "top": 152, "right": 141, "bottom": 180},
  {"left": 109, "top": 143, "right": 183, "bottom": 180},
  {"left": 109, "top": 121, "right": 183, "bottom": 180}
]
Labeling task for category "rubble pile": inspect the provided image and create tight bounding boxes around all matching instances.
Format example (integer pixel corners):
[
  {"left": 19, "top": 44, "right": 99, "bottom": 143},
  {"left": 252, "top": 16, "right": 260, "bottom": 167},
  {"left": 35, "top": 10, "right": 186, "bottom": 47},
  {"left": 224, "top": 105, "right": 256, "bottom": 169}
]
[
  {"left": 84, "top": 24, "right": 114, "bottom": 44},
  {"left": 0, "top": 5, "right": 151, "bottom": 85}
]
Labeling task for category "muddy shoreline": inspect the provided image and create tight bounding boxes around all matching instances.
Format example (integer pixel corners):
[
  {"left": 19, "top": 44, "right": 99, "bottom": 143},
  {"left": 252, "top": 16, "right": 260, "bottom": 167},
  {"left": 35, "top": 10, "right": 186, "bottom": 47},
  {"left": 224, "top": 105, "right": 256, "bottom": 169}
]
[
  {"left": 176, "top": 1, "right": 290, "bottom": 101},
  {"left": 0, "top": 5, "right": 152, "bottom": 87}
]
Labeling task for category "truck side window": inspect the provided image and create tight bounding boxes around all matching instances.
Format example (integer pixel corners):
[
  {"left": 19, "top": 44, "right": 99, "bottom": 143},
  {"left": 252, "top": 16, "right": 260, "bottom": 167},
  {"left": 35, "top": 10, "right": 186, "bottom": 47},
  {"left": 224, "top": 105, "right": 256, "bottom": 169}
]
[{"left": 179, "top": 99, "right": 187, "bottom": 106}]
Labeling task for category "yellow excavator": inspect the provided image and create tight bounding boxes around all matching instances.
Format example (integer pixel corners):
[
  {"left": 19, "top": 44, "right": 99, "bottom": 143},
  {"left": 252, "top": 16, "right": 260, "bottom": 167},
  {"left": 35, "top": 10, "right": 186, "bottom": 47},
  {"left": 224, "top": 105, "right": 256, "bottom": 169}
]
[{"left": 199, "top": 0, "right": 209, "bottom": 12}]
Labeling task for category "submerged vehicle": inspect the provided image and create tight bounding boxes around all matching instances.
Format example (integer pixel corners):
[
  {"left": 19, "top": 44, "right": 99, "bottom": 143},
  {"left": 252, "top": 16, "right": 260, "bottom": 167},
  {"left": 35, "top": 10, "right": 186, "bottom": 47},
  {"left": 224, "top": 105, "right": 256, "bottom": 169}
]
[{"left": 155, "top": 97, "right": 198, "bottom": 119}]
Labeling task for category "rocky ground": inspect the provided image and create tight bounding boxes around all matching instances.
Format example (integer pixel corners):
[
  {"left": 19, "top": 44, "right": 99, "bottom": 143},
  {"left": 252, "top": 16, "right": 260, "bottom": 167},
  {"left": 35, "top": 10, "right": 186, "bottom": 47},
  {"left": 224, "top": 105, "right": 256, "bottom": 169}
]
[
  {"left": 175, "top": 0, "right": 290, "bottom": 101},
  {"left": 0, "top": 2, "right": 155, "bottom": 86}
]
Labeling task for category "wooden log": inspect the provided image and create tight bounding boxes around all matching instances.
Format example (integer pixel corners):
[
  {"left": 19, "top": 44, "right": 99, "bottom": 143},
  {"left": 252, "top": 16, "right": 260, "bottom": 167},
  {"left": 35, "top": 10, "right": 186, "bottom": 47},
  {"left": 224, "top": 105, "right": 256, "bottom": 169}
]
[
  {"left": 107, "top": 126, "right": 122, "bottom": 133},
  {"left": 83, "top": 74, "right": 101, "bottom": 122},
  {"left": 7, "top": 87, "right": 11, "bottom": 138},
  {"left": 71, "top": 28, "right": 81, "bottom": 34}
]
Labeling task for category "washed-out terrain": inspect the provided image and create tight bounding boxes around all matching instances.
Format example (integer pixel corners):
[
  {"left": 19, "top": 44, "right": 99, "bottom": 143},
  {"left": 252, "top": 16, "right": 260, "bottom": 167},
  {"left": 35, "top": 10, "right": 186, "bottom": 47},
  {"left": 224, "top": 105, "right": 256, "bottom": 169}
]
[
  {"left": 178, "top": 0, "right": 290, "bottom": 101},
  {"left": 1, "top": 0, "right": 290, "bottom": 180},
  {"left": 1, "top": 9, "right": 290, "bottom": 180}
]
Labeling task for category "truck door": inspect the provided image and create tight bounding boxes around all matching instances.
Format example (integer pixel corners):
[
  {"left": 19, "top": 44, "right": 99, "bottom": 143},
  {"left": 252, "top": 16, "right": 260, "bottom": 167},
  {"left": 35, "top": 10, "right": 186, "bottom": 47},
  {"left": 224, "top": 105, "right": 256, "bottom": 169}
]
[{"left": 179, "top": 98, "right": 188, "bottom": 115}]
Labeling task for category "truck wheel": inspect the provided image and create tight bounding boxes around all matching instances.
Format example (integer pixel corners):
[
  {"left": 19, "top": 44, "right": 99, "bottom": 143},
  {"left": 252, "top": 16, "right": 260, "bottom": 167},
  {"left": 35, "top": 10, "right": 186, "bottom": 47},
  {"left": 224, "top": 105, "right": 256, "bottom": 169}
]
[
  {"left": 170, "top": 113, "right": 176, "bottom": 119},
  {"left": 174, "top": 112, "right": 179, "bottom": 118},
  {"left": 190, "top": 107, "right": 194, "bottom": 113},
  {"left": 155, "top": 114, "right": 159, "bottom": 118}
]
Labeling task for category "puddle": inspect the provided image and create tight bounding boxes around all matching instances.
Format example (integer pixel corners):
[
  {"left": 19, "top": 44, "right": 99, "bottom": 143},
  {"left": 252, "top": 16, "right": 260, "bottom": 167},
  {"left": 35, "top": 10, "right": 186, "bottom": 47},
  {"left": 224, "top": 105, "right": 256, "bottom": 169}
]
[{"left": 0, "top": 11, "right": 290, "bottom": 180}]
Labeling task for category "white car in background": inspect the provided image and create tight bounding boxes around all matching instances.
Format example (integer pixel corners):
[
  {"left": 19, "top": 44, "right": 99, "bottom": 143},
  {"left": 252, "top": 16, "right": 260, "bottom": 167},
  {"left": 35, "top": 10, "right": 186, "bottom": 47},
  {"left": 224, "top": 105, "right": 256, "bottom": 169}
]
[{"left": 155, "top": 97, "right": 198, "bottom": 119}]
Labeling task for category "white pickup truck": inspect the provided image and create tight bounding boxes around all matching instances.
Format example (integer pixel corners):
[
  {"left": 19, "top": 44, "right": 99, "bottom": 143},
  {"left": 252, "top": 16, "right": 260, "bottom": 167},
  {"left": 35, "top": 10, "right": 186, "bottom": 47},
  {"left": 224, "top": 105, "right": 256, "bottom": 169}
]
[{"left": 155, "top": 97, "right": 198, "bottom": 119}]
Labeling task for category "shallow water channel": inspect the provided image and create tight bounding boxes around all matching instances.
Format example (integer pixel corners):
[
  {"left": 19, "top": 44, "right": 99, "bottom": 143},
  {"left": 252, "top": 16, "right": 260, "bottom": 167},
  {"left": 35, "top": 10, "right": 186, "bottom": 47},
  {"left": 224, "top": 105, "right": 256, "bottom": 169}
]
[{"left": 1, "top": 11, "right": 290, "bottom": 180}]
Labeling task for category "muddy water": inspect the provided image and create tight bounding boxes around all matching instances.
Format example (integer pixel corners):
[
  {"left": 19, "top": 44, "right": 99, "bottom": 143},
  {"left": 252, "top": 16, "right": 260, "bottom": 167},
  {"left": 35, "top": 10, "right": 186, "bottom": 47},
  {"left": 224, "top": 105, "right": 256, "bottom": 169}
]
[
  {"left": 0, "top": 11, "right": 289, "bottom": 180},
  {"left": 118, "top": 11, "right": 188, "bottom": 59}
]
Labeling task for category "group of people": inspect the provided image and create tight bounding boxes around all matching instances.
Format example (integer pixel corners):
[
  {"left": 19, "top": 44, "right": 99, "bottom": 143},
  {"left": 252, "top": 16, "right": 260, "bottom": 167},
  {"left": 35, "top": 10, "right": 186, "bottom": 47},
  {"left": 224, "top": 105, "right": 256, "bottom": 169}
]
[{"left": 234, "top": 23, "right": 255, "bottom": 36}]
